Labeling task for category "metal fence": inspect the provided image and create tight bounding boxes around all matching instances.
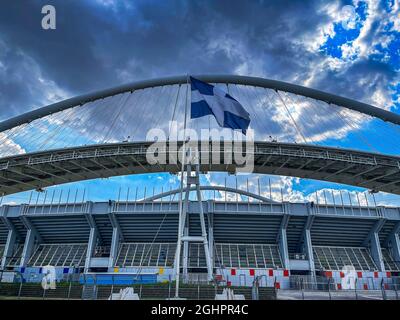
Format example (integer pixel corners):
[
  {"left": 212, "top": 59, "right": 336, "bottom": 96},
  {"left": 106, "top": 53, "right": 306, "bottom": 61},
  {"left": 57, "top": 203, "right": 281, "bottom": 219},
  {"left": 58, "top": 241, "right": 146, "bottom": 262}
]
[
  {"left": 0, "top": 271, "right": 273, "bottom": 300},
  {"left": 286, "top": 275, "right": 400, "bottom": 300},
  {"left": 0, "top": 271, "right": 399, "bottom": 300}
]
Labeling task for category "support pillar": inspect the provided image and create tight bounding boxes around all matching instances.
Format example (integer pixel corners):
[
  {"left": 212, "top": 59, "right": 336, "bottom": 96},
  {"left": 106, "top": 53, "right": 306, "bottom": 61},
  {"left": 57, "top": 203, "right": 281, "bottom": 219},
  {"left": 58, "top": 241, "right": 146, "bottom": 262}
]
[
  {"left": 277, "top": 209, "right": 290, "bottom": 269},
  {"left": 388, "top": 233, "right": 400, "bottom": 264},
  {"left": 174, "top": 156, "right": 213, "bottom": 298},
  {"left": 278, "top": 228, "right": 290, "bottom": 269},
  {"left": 19, "top": 213, "right": 41, "bottom": 268},
  {"left": 370, "top": 232, "right": 385, "bottom": 271},
  {"left": 108, "top": 207, "right": 123, "bottom": 269},
  {"left": 108, "top": 227, "right": 120, "bottom": 269},
  {"left": 1, "top": 205, "right": 19, "bottom": 270},
  {"left": 84, "top": 227, "right": 98, "bottom": 273},
  {"left": 363, "top": 218, "right": 386, "bottom": 272},
  {"left": 20, "top": 229, "right": 36, "bottom": 267},
  {"left": 304, "top": 229, "right": 316, "bottom": 274},
  {"left": 1, "top": 229, "right": 17, "bottom": 270},
  {"left": 385, "top": 221, "right": 400, "bottom": 266},
  {"left": 303, "top": 205, "right": 316, "bottom": 276}
]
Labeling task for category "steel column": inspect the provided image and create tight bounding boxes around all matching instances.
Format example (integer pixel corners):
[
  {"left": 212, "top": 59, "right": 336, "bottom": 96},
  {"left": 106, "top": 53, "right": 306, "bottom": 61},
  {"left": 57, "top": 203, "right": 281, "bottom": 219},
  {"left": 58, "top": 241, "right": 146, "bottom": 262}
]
[
  {"left": 19, "top": 229, "right": 36, "bottom": 267},
  {"left": 386, "top": 222, "right": 400, "bottom": 266},
  {"left": 108, "top": 227, "right": 120, "bottom": 269},
  {"left": 363, "top": 218, "right": 386, "bottom": 271},
  {"left": 1, "top": 229, "right": 17, "bottom": 270},
  {"left": 84, "top": 227, "right": 97, "bottom": 273},
  {"left": 278, "top": 228, "right": 290, "bottom": 270}
]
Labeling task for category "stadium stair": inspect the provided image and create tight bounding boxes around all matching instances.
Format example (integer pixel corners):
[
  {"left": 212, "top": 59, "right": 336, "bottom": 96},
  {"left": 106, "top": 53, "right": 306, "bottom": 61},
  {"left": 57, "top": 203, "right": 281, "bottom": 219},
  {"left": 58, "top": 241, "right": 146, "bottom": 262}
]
[{"left": 82, "top": 284, "right": 98, "bottom": 300}]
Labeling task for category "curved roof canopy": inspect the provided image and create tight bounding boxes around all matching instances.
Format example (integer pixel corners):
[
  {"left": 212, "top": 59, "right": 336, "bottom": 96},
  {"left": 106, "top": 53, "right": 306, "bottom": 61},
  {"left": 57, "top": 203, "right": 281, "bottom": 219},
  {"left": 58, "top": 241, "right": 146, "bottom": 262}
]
[{"left": 0, "top": 75, "right": 399, "bottom": 197}]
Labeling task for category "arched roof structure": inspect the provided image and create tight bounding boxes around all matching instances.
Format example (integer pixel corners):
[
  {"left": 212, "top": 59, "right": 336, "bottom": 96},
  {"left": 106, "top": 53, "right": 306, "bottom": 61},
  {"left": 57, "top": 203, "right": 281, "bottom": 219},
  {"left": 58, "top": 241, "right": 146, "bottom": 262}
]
[{"left": 0, "top": 75, "right": 399, "bottom": 196}]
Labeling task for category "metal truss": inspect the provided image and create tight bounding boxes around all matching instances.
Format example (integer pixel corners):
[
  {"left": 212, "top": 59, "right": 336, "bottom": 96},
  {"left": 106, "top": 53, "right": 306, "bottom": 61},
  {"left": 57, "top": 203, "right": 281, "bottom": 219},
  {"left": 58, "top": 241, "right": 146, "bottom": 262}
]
[{"left": 0, "top": 141, "right": 399, "bottom": 196}]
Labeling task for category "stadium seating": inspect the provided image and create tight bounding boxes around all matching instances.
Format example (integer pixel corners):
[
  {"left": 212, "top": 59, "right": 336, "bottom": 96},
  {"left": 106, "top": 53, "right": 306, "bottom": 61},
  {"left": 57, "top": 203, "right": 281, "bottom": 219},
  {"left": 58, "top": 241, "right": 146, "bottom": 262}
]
[
  {"left": 6, "top": 245, "right": 24, "bottom": 267},
  {"left": 3, "top": 241, "right": 397, "bottom": 273},
  {"left": 28, "top": 244, "right": 87, "bottom": 267},
  {"left": 313, "top": 246, "right": 377, "bottom": 271},
  {"left": 115, "top": 243, "right": 176, "bottom": 267},
  {"left": 214, "top": 243, "right": 283, "bottom": 269},
  {"left": 381, "top": 248, "right": 400, "bottom": 271},
  {"left": 114, "top": 242, "right": 283, "bottom": 269}
]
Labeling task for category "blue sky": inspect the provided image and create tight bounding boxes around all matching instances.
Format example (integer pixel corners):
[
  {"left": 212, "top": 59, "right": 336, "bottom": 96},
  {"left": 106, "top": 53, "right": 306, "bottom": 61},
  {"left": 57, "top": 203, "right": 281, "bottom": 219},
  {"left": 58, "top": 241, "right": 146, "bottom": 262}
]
[{"left": 0, "top": 0, "right": 399, "bottom": 206}]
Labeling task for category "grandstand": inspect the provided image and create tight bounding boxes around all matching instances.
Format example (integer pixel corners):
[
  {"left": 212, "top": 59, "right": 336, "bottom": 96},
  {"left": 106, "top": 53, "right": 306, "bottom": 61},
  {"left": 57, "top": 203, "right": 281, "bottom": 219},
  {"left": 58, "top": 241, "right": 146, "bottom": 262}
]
[{"left": 0, "top": 191, "right": 399, "bottom": 295}]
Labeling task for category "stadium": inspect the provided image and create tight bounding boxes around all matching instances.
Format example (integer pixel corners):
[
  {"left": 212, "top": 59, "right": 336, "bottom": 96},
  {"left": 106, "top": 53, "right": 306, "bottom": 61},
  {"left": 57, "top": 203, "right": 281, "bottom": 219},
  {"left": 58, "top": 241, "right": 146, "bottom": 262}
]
[{"left": 0, "top": 75, "right": 399, "bottom": 300}]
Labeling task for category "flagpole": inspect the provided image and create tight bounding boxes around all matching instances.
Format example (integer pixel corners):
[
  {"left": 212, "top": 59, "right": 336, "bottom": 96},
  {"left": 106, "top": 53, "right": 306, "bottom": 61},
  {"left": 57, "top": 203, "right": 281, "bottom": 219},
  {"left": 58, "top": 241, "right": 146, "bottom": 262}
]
[{"left": 175, "top": 74, "right": 190, "bottom": 298}]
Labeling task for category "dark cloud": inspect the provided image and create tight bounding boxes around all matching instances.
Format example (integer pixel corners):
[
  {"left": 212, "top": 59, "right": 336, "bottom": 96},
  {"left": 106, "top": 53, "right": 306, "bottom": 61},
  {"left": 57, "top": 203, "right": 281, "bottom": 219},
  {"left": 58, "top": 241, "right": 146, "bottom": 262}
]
[
  {"left": 310, "top": 59, "right": 398, "bottom": 105},
  {"left": 0, "top": 0, "right": 397, "bottom": 122}
]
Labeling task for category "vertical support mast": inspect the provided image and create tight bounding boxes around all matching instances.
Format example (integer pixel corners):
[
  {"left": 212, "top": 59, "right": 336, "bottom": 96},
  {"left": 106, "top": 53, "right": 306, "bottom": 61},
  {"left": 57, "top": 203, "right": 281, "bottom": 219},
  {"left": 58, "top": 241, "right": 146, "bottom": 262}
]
[
  {"left": 174, "top": 75, "right": 190, "bottom": 298},
  {"left": 174, "top": 76, "right": 212, "bottom": 298},
  {"left": 194, "top": 161, "right": 213, "bottom": 280}
]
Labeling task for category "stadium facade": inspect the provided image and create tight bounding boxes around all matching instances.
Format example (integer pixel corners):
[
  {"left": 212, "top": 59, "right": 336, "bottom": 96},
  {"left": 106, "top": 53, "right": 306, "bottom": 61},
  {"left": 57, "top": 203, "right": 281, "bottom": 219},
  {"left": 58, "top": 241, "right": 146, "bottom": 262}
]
[{"left": 0, "top": 184, "right": 399, "bottom": 290}]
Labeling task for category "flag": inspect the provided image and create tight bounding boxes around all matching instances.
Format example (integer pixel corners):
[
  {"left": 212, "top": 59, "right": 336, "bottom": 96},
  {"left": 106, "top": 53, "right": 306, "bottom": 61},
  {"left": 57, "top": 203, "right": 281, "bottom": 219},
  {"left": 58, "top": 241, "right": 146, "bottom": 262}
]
[{"left": 190, "top": 76, "right": 250, "bottom": 134}]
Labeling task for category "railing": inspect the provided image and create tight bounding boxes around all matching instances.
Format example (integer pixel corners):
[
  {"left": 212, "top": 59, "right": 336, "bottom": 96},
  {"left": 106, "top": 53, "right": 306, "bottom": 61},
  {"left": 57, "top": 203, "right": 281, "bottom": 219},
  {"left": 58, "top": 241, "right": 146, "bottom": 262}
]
[
  {"left": 0, "top": 272, "right": 82, "bottom": 300},
  {"left": 0, "top": 270, "right": 276, "bottom": 300},
  {"left": 1, "top": 271, "right": 399, "bottom": 300},
  {"left": 112, "top": 201, "right": 179, "bottom": 213},
  {"left": 1, "top": 141, "right": 397, "bottom": 171},
  {"left": 284, "top": 275, "right": 400, "bottom": 300},
  {"left": 313, "top": 203, "right": 380, "bottom": 217},
  {"left": 21, "top": 202, "right": 89, "bottom": 215},
  {"left": 289, "top": 275, "right": 335, "bottom": 291}
]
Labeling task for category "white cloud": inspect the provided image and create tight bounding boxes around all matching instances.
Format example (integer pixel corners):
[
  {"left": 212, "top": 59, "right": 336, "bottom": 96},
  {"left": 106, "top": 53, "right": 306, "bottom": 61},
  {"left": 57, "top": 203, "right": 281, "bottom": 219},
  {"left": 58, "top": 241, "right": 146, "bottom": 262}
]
[{"left": 0, "top": 132, "right": 25, "bottom": 156}]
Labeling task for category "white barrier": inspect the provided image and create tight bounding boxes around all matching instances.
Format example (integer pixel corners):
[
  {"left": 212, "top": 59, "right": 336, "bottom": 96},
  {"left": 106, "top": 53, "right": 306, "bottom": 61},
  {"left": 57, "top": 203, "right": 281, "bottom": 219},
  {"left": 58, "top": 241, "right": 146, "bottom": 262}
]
[
  {"left": 215, "top": 288, "right": 245, "bottom": 300},
  {"left": 109, "top": 287, "right": 140, "bottom": 300}
]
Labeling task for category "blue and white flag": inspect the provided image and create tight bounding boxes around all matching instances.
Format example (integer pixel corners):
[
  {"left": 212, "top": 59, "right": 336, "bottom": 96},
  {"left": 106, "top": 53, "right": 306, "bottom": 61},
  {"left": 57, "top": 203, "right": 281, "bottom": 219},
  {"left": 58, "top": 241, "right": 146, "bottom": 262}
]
[{"left": 190, "top": 76, "right": 250, "bottom": 134}]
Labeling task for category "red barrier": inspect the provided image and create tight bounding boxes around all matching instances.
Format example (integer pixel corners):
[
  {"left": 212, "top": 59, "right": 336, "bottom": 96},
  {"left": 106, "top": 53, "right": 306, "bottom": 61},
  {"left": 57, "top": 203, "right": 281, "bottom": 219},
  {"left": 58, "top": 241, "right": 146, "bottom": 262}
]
[
  {"left": 325, "top": 271, "right": 332, "bottom": 278},
  {"left": 384, "top": 283, "right": 389, "bottom": 290},
  {"left": 283, "top": 270, "right": 289, "bottom": 277},
  {"left": 268, "top": 269, "right": 274, "bottom": 277}
]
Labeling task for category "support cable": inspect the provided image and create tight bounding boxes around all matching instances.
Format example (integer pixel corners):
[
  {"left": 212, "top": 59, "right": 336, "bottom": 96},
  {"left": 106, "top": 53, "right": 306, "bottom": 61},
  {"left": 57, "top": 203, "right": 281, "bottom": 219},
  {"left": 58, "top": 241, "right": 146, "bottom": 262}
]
[
  {"left": 276, "top": 90, "right": 308, "bottom": 144},
  {"left": 103, "top": 92, "right": 132, "bottom": 143},
  {"left": 168, "top": 84, "right": 182, "bottom": 140}
]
